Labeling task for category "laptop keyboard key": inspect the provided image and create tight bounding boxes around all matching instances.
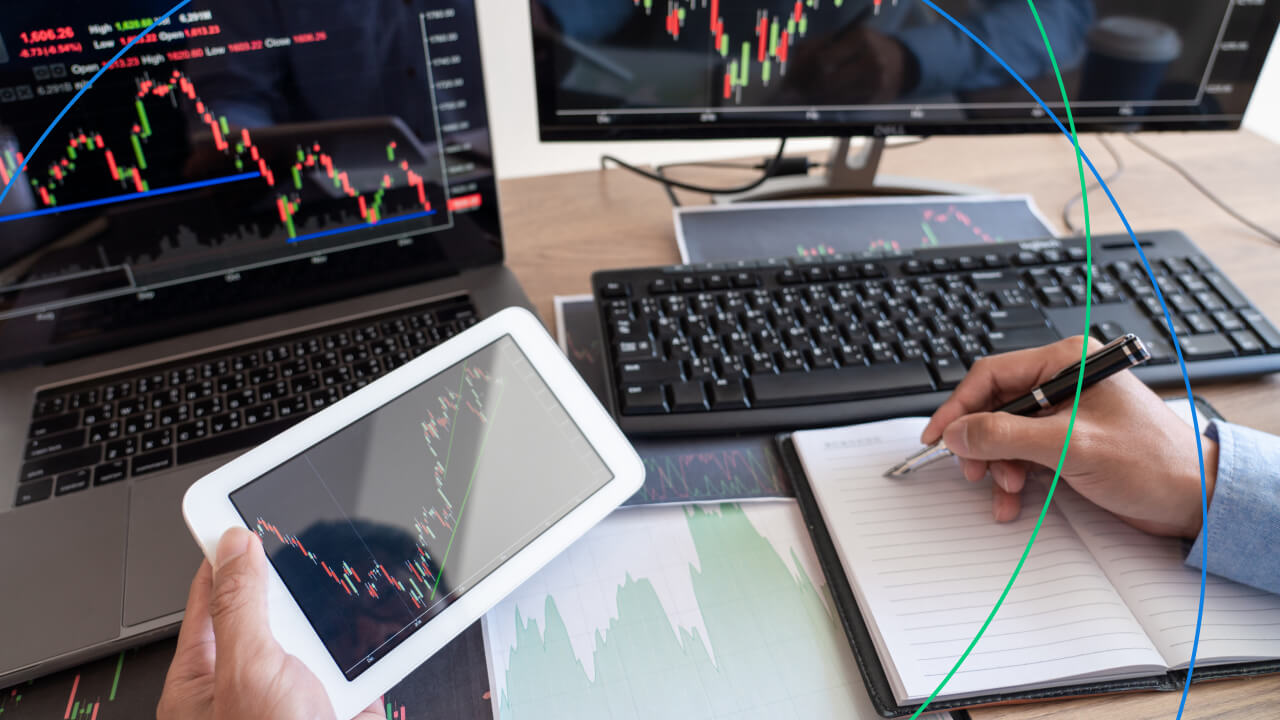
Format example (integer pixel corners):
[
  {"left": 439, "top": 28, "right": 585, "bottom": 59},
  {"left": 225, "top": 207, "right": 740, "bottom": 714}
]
[
  {"left": 19, "top": 446, "right": 101, "bottom": 483},
  {"left": 132, "top": 449, "right": 174, "bottom": 477},
  {"left": 25, "top": 428, "right": 86, "bottom": 459},
  {"left": 94, "top": 461, "right": 128, "bottom": 486},
  {"left": 176, "top": 417, "right": 310, "bottom": 466},
  {"left": 29, "top": 411, "right": 80, "bottom": 438},
  {"left": 55, "top": 470, "right": 91, "bottom": 495},
  {"left": 16, "top": 478, "right": 53, "bottom": 506}
]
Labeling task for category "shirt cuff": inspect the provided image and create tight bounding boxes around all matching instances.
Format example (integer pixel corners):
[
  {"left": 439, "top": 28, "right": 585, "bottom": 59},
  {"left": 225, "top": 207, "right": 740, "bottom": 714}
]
[{"left": 1186, "top": 420, "right": 1280, "bottom": 595}]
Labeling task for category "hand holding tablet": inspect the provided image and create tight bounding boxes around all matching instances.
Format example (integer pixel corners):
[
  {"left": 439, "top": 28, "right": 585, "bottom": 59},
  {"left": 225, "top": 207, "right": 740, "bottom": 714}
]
[{"left": 181, "top": 308, "right": 643, "bottom": 719}]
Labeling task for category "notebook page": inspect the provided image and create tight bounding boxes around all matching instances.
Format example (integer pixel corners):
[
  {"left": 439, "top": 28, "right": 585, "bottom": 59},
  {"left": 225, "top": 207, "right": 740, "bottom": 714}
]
[
  {"left": 793, "top": 418, "right": 1167, "bottom": 704},
  {"left": 1051, "top": 399, "right": 1280, "bottom": 669}
]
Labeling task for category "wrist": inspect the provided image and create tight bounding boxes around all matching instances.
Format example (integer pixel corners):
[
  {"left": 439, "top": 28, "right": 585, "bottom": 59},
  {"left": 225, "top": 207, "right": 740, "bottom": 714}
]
[{"left": 1181, "top": 437, "right": 1219, "bottom": 539}]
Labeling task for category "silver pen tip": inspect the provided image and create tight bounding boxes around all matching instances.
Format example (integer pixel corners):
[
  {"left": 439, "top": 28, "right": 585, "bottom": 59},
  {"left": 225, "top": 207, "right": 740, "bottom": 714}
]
[{"left": 883, "top": 461, "right": 912, "bottom": 478}]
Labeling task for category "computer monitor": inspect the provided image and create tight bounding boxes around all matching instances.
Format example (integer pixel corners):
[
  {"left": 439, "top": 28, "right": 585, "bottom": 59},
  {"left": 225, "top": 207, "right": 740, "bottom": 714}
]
[
  {"left": 529, "top": 0, "right": 1280, "bottom": 196},
  {"left": 0, "top": 0, "right": 499, "bottom": 367}
]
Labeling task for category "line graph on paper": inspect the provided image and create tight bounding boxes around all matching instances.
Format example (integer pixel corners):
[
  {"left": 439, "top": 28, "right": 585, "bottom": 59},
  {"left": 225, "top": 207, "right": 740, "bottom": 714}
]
[{"left": 676, "top": 195, "right": 1058, "bottom": 264}]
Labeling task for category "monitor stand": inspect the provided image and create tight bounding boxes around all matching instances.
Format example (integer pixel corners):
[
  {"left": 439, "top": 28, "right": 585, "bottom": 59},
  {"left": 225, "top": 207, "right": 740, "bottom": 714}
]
[{"left": 716, "top": 137, "right": 992, "bottom": 204}]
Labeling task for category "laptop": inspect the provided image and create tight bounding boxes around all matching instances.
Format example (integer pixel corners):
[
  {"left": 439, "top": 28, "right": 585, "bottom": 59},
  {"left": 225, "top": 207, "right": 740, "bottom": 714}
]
[{"left": 0, "top": 0, "right": 533, "bottom": 686}]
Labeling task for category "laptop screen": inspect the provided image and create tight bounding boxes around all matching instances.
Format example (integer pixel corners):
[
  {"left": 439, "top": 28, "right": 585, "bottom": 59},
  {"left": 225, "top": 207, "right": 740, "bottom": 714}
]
[{"left": 0, "top": 0, "right": 501, "bottom": 367}]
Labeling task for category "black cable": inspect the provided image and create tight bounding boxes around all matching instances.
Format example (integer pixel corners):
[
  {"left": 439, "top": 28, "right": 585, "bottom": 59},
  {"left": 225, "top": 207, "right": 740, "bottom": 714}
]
[
  {"left": 1124, "top": 133, "right": 1280, "bottom": 246},
  {"left": 654, "top": 164, "right": 681, "bottom": 207},
  {"left": 657, "top": 159, "right": 762, "bottom": 171},
  {"left": 1062, "top": 134, "right": 1124, "bottom": 235},
  {"left": 599, "top": 138, "right": 788, "bottom": 196}
]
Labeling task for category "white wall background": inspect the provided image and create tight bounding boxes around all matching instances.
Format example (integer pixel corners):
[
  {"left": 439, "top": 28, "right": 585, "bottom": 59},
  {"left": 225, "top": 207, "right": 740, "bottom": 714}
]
[{"left": 474, "top": 1, "right": 1280, "bottom": 179}]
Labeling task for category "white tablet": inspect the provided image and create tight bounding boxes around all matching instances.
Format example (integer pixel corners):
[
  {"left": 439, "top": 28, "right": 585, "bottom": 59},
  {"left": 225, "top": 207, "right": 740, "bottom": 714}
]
[{"left": 182, "top": 307, "right": 643, "bottom": 719}]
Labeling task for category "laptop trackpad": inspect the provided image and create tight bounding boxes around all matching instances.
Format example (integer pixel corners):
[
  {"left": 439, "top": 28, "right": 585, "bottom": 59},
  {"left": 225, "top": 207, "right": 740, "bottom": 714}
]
[
  {"left": 0, "top": 485, "right": 128, "bottom": 672},
  {"left": 124, "top": 473, "right": 204, "bottom": 626}
]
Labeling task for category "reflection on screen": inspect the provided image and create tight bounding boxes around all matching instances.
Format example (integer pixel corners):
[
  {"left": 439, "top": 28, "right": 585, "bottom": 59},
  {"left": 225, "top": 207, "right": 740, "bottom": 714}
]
[{"left": 230, "top": 336, "right": 613, "bottom": 679}]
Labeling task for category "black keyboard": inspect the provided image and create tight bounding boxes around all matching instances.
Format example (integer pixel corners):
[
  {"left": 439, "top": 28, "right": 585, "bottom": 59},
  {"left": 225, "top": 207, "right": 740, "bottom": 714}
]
[
  {"left": 592, "top": 230, "right": 1280, "bottom": 436},
  {"left": 16, "top": 294, "right": 480, "bottom": 507}
]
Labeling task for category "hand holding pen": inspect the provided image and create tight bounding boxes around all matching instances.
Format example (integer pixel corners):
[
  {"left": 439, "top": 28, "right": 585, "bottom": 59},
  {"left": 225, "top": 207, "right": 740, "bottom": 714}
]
[{"left": 899, "top": 336, "right": 1217, "bottom": 538}]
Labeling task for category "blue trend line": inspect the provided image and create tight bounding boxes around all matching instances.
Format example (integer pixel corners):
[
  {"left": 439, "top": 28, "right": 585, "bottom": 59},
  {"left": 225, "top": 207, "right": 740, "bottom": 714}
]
[
  {"left": 286, "top": 210, "right": 437, "bottom": 245},
  {"left": 0, "top": 172, "right": 262, "bottom": 224},
  {"left": 0, "top": 0, "right": 192, "bottom": 207},
  {"left": 915, "top": 2, "right": 1208, "bottom": 718}
]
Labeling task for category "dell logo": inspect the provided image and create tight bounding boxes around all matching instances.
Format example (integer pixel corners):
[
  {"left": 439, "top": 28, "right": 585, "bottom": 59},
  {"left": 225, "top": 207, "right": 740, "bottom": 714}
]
[{"left": 873, "top": 124, "right": 906, "bottom": 136}]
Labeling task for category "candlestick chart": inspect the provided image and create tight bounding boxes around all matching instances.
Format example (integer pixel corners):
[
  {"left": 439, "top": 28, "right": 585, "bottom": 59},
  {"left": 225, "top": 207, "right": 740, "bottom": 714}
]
[
  {"left": 230, "top": 336, "right": 615, "bottom": 679},
  {"left": 1, "top": 67, "right": 442, "bottom": 246},
  {"left": 0, "top": 626, "right": 494, "bottom": 720},
  {"left": 631, "top": 0, "right": 888, "bottom": 104},
  {"left": 254, "top": 363, "right": 500, "bottom": 615}
]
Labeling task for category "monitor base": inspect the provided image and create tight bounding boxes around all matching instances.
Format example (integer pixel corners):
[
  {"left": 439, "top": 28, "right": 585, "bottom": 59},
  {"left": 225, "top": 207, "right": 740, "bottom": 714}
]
[{"left": 715, "top": 137, "right": 992, "bottom": 204}]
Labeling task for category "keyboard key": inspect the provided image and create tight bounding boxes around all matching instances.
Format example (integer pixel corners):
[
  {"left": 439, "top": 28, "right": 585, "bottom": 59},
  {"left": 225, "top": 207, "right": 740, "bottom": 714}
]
[
  {"left": 1204, "top": 273, "right": 1248, "bottom": 308},
  {"left": 140, "top": 429, "right": 172, "bottom": 452},
  {"left": 931, "top": 356, "right": 967, "bottom": 390},
  {"left": 986, "top": 327, "right": 1059, "bottom": 354},
  {"left": 1183, "top": 313, "right": 1213, "bottom": 335},
  {"left": 620, "top": 385, "right": 668, "bottom": 415},
  {"left": 16, "top": 478, "right": 53, "bottom": 506},
  {"left": 55, "top": 470, "right": 91, "bottom": 496},
  {"left": 670, "top": 381, "right": 708, "bottom": 412},
  {"left": 19, "top": 446, "right": 101, "bottom": 483},
  {"left": 709, "top": 379, "right": 748, "bottom": 409},
  {"left": 1212, "top": 310, "right": 1244, "bottom": 333},
  {"left": 25, "top": 428, "right": 86, "bottom": 459},
  {"left": 748, "top": 362, "right": 933, "bottom": 408},
  {"left": 1178, "top": 333, "right": 1234, "bottom": 359},
  {"left": 1240, "top": 309, "right": 1280, "bottom": 350},
  {"left": 94, "top": 461, "right": 128, "bottom": 486},
  {"left": 647, "top": 277, "right": 674, "bottom": 294},
  {"left": 1091, "top": 321, "right": 1125, "bottom": 344},
  {"left": 616, "top": 340, "right": 655, "bottom": 361},
  {"left": 176, "top": 417, "right": 309, "bottom": 466},
  {"left": 132, "top": 449, "right": 175, "bottom": 476},
  {"left": 104, "top": 437, "right": 138, "bottom": 460},
  {"left": 984, "top": 308, "right": 1046, "bottom": 331},
  {"left": 600, "top": 281, "right": 629, "bottom": 298},
  {"left": 29, "top": 411, "right": 80, "bottom": 438},
  {"left": 1231, "top": 330, "right": 1264, "bottom": 355}
]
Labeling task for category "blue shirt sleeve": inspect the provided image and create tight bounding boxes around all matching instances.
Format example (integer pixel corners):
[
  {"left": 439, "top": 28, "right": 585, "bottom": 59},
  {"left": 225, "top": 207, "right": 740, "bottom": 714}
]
[{"left": 1186, "top": 421, "right": 1280, "bottom": 595}]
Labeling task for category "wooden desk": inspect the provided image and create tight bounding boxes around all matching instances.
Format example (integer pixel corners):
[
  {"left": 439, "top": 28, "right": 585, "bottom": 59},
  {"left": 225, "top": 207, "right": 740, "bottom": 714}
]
[{"left": 498, "top": 130, "right": 1280, "bottom": 719}]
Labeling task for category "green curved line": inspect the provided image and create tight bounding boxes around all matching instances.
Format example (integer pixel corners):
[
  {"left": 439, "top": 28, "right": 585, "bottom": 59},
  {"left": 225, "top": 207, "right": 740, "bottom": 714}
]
[{"left": 907, "top": 2, "right": 1093, "bottom": 716}]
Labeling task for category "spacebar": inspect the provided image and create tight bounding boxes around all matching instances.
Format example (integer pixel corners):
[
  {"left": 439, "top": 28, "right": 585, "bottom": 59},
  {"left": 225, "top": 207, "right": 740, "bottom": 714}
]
[
  {"left": 176, "top": 415, "right": 312, "bottom": 466},
  {"left": 748, "top": 362, "right": 935, "bottom": 408}
]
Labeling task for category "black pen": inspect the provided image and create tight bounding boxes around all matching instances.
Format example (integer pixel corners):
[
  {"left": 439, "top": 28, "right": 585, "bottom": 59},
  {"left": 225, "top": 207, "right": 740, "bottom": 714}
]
[{"left": 884, "top": 333, "right": 1151, "bottom": 477}]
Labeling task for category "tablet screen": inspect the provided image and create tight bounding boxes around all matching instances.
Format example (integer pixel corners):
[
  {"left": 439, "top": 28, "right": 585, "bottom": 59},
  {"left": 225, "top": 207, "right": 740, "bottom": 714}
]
[{"left": 229, "top": 335, "right": 614, "bottom": 679}]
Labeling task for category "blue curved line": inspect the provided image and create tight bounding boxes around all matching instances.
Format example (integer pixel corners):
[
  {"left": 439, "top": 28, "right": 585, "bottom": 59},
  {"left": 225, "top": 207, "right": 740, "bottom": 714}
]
[
  {"left": 0, "top": 0, "right": 192, "bottom": 207},
  {"left": 915, "top": 2, "right": 1208, "bottom": 717}
]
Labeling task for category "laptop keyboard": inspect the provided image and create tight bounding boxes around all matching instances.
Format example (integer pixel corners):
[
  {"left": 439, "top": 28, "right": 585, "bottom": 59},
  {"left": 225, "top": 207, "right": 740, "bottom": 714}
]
[{"left": 16, "top": 294, "right": 480, "bottom": 507}]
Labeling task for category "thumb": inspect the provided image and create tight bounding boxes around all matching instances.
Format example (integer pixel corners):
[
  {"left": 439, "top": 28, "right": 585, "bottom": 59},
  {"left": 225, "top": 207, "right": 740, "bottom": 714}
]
[
  {"left": 209, "top": 527, "right": 276, "bottom": 671},
  {"left": 942, "top": 412, "right": 1069, "bottom": 469}
]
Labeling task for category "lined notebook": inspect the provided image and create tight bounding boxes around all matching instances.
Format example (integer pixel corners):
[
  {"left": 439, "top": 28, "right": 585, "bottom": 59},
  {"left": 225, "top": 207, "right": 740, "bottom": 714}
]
[{"left": 789, "top": 404, "right": 1280, "bottom": 707}]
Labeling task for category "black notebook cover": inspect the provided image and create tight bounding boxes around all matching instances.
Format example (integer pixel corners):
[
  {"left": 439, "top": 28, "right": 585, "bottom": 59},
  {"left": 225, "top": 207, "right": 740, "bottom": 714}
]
[{"left": 774, "top": 396, "right": 1280, "bottom": 718}]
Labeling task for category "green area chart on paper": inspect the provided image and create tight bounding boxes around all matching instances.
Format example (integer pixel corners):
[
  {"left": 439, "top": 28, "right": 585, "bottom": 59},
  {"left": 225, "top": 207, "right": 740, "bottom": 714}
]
[{"left": 484, "top": 502, "right": 876, "bottom": 719}]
